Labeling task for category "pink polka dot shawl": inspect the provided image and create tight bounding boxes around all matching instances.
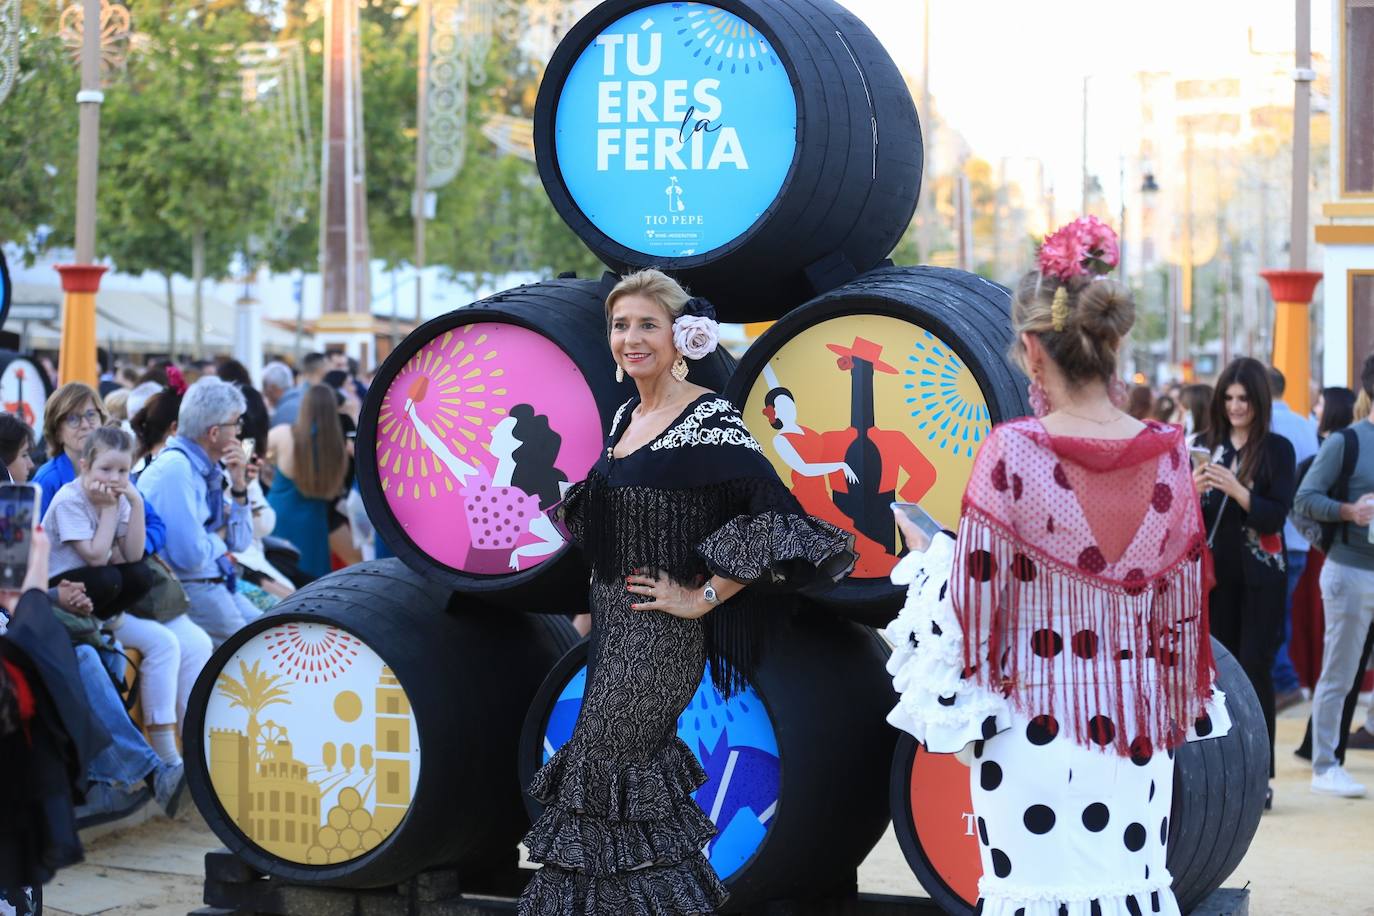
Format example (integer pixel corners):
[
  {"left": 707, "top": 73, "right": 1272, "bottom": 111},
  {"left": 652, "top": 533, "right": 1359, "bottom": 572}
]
[{"left": 952, "top": 417, "right": 1218, "bottom": 754}]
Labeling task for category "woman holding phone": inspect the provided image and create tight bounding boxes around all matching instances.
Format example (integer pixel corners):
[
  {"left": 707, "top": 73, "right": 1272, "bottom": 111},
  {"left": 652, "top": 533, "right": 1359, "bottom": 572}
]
[
  {"left": 1194, "top": 357, "right": 1296, "bottom": 806},
  {"left": 883, "top": 218, "right": 1232, "bottom": 916}
]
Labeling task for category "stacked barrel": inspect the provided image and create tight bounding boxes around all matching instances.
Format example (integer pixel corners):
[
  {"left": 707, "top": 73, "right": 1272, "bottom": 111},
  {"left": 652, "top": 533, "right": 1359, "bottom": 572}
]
[{"left": 183, "top": 0, "right": 1265, "bottom": 909}]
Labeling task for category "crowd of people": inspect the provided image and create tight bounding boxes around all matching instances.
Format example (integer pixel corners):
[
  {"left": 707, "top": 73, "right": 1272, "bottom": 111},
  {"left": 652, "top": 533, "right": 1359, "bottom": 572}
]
[
  {"left": 1118, "top": 362, "right": 1374, "bottom": 802},
  {"left": 3, "top": 295, "right": 1374, "bottom": 915},
  {"left": 1, "top": 349, "right": 378, "bottom": 871}
]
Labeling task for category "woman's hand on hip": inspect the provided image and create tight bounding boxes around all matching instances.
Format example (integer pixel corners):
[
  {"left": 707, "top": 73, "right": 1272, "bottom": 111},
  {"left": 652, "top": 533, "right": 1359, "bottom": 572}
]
[{"left": 626, "top": 569, "right": 712, "bottom": 619}]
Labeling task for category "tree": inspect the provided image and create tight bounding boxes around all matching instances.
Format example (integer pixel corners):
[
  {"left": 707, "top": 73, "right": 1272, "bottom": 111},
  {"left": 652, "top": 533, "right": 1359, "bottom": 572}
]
[
  {"left": 0, "top": 4, "right": 79, "bottom": 260},
  {"left": 215, "top": 658, "right": 291, "bottom": 751},
  {"left": 95, "top": 2, "right": 286, "bottom": 357}
]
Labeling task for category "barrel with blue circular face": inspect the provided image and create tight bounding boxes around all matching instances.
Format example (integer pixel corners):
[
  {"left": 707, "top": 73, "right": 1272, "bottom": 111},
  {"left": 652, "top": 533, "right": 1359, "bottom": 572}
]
[{"left": 535, "top": 0, "right": 923, "bottom": 323}]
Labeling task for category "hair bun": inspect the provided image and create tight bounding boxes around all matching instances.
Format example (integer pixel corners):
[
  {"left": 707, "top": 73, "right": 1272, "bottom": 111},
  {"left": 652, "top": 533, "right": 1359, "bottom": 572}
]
[
  {"left": 682, "top": 296, "right": 717, "bottom": 321},
  {"left": 1072, "top": 278, "right": 1135, "bottom": 344}
]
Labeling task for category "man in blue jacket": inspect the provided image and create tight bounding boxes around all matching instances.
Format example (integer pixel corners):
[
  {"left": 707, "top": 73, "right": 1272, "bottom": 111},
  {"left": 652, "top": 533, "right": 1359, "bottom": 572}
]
[{"left": 137, "top": 378, "right": 260, "bottom": 647}]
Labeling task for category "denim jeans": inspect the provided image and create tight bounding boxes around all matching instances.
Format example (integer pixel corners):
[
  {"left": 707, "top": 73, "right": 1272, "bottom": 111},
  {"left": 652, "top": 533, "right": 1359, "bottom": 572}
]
[
  {"left": 1271, "top": 549, "right": 1306, "bottom": 694},
  {"left": 182, "top": 581, "right": 264, "bottom": 648},
  {"left": 74, "top": 644, "right": 161, "bottom": 786}
]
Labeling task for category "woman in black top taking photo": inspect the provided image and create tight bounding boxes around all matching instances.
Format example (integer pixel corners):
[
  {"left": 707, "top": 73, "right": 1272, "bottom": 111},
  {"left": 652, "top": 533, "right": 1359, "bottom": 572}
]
[{"left": 1194, "top": 356, "right": 1296, "bottom": 805}]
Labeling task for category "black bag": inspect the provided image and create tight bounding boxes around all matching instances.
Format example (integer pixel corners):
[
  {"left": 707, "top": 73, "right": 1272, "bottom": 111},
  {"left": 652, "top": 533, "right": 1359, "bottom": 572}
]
[{"left": 1294, "top": 427, "right": 1360, "bottom": 554}]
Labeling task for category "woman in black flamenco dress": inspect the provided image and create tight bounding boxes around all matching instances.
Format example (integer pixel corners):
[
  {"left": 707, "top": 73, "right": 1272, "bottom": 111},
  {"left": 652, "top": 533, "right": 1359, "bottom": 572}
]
[{"left": 518, "top": 270, "right": 854, "bottom": 915}]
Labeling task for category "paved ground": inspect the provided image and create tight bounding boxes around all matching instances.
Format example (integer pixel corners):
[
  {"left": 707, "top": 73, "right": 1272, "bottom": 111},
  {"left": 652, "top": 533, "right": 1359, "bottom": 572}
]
[{"left": 42, "top": 705, "right": 1374, "bottom": 916}]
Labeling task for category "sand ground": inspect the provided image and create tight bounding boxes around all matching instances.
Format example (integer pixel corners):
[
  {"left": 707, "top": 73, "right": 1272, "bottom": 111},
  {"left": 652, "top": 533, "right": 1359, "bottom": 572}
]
[{"left": 41, "top": 704, "right": 1374, "bottom": 916}]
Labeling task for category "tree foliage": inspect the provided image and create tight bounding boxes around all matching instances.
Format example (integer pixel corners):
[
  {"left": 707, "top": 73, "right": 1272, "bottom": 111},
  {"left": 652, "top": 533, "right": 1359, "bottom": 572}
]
[{"left": 2, "top": 0, "right": 605, "bottom": 291}]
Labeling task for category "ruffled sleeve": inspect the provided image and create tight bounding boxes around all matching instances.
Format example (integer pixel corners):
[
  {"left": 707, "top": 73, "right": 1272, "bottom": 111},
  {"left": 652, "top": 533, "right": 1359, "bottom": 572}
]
[
  {"left": 696, "top": 473, "right": 856, "bottom": 592},
  {"left": 883, "top": 533, "right": 1012, "bottom": 756}
]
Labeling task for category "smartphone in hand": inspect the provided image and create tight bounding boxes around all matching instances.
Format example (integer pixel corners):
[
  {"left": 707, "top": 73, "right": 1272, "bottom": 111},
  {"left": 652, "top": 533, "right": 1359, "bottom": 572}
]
[
  {"left": 0, "top": 483, "right": 41, "bottom": 590},
  {"left": 1188, "top": 446, "right": 1212, "bottom": 471},
  {"left": 892, "top": 500, "right": 944, "bottom": 554}
]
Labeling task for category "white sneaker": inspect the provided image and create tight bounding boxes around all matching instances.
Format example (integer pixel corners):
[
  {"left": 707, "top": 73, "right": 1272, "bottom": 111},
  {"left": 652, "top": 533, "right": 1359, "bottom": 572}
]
[{"left": 1311, "top": 766, "right": 1368, "bottom": 798}]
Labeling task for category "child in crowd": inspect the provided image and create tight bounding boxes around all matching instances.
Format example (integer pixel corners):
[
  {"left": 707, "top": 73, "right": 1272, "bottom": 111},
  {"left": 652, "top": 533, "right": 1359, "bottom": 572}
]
[{"left": 42, "top": 426, "right": 207, "bottom": 763}]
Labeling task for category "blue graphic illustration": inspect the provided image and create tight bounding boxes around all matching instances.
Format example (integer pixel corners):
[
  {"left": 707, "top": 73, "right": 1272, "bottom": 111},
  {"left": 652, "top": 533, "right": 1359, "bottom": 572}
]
[
  {"left": 903, "top": 331, "right": 990, "bottom": 458},
  {"left": 541, "top": 661, "right": 780, "bottom": 880},
  {"left": 554, "top": 2, "right": 798, "bottom": 258}
]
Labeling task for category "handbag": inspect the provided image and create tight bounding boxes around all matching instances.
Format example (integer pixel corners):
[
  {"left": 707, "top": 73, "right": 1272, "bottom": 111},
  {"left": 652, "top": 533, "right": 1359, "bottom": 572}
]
[
  {"left": 52, "top": 607, "right": 142, "bottom": 711},
  {"left": 127, "top": 555, "right": 191, "bottom": 623}
]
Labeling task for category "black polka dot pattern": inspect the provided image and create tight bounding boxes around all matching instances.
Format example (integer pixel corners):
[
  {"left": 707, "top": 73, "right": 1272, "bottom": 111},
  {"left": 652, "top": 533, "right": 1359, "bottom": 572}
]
[
  {"left": 1031, "top": 629, "right": 1063, "bottom": 658},
  {"left": 1023, "top": 804, "right": 1055, "bottom": 834},
  {"left": 1194, "top": 714, "right": 1213, "bottom": 737},
  {"left": 981, "top": 716, "right": 999, "bottom": 739},
  {"left": 1160, "top": 816, "right": 1169, "bottom": 846},
  {"left": 1087, "top": 715, "right": 1116, "bottom": 747},
  {"left": 1126, "top": 897, "right": 1143, "bottom": 916},
  {"left": 1012, "top": 553, "right": 1037, "bottom": 582},
  {"left": 967, "top": 549, "right": 997, "bottom": 582},
  {"left": 990, "top": 848, "right": 1012, "bottom": 878},
  {"left": 980, "top": 761, "right": 1003, "bottom": 791},
  {"left": 1077, "top": 545, "right": 1107, "bottom": 574},
  {"left": 1129, "top": 736, "right": 1154, "bottom": 766},
  {"left": 938, "top": 693, "right": 956, "bottom": 707},
  {"left": 1071, "top": 629, "right": 1099, "bottom": 659},
  {"left": 1091, "top": 901, "right": 1103, "bottom": 916},
  {"left": 1124, "top": 822, "right": 1147, "bottom": 852},
  {"left": 1053, "top": 463, "right": 1071, "bottom": 489},
  {"left": 1082, "top": 803, "right": 1110, "bottom": 832},
  {"left": 977, "top": 816, "right": 989, "bottom": 846},
  {"left": 991, "top": 459, "right": 1009, "bottom": 491},
  {"left": 1026, "top": 715, "right": 1059, "bottom": 745}
]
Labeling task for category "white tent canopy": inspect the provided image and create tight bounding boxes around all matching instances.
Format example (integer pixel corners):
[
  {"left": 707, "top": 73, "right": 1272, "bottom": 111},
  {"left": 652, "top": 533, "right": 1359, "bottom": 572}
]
[{"left": 9, "top": 280, "right": 300, "bottom": 356}]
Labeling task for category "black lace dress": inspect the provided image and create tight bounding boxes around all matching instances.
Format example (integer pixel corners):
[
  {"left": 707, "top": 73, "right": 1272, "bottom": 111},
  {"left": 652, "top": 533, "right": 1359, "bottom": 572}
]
[{"left": 518, "top": 395, "right": 855, "bottom": 915}]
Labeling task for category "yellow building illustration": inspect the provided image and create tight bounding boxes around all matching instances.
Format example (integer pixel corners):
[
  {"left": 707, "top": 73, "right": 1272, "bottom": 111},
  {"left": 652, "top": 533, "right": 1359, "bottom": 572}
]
[
  {"left": 205, "top": 632, "right": 420, "bottom": 866},
  {"left": 372, "top": 667, "right": 412, "bottom": 835}
]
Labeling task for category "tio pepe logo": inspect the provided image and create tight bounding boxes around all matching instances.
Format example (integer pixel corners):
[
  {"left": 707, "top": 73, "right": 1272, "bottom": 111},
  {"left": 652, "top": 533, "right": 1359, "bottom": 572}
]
[{"left": 554, "top": 3, "right": 798, "bottom": 259}]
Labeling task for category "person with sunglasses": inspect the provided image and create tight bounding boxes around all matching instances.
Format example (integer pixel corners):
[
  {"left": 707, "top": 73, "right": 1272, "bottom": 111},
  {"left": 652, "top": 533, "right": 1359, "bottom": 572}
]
[
  {"left": 136, "top": 378, "right": 262, "bottom": 647},
  {"left": 34, "top": 383, "right": 168, "bottom": 560}
]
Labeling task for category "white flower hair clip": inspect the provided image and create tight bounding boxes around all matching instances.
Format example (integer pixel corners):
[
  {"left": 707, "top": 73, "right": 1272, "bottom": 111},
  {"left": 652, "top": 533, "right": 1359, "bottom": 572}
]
[{"left": 673, "top": 297, "right": 720, "bottom": 360}]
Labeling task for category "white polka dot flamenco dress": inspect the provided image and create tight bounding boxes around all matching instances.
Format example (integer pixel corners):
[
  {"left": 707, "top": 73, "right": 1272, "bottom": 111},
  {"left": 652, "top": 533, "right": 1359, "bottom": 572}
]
[{"left": 883, "top": 418, "right": 1233, "bottom": 916}]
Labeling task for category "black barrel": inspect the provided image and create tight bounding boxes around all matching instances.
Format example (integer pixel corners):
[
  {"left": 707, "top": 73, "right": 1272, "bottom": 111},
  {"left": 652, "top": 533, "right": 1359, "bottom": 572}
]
[
  {"left": 0, "top": 247, "right": 10, "bottom": 328},
  {"left": 723, "top": 265, "right": 1028, "bottom": 625},
  {"left": 888, "top": 639, "right": 1269, "bottom": 915},
  {"left": 184, "top": 560, "right": 578, "bottom": 887},
  {"left": 517, "top": 607, "right": 894, "bottom": 910},
  {"left": 356, "top": 275, "right": 734, "bottom": 610},
  {"left": 1166, "top": 641, "right": 1269, "bottom": 912},
  {"left": 534, "top": 0, "right": 922, "bottom": 323}
]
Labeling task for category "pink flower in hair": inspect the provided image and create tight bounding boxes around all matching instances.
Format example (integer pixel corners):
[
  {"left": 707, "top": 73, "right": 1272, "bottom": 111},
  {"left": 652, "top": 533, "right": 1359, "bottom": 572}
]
[
  {"left": 1076, "top": 215, "right": 1119, "bottom": 275},
  {"left": 1038, "top": 216, "right": 1120, "bottom": 281},
  {"left": 1038, "top": 222, "right": 1088, "bottom": 282},
  {"left": 166, "top": 365, "right": 188, "bottom": 396}
]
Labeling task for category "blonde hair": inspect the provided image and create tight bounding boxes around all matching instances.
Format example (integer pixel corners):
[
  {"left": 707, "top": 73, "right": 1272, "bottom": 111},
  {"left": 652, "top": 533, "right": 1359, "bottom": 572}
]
[
  {"left": 1355, "top": 389, "right": 1371, "bottom": 422},
  {"left": 104, "top": 388, "right": 131, "bottom": 421},
  {"left": 1009, "top": 273, "right": 1135, "bottom": 386},
  {"left": 604, "top": 268, "right": 691, "bottom": 327},
  {"left": 43, "top": 382, "right": 108, "bottom": 458}
]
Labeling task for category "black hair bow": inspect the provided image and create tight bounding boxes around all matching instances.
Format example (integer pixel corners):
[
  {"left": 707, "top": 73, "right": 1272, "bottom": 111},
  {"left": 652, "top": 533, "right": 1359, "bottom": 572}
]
[{"left": 682, "top": 296, "right": 717, "bottom": 321}]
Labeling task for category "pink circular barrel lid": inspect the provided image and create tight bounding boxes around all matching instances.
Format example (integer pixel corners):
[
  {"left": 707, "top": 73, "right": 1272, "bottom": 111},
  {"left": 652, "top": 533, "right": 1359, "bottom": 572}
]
[{"left": 374, "top": 322, "right": 601, "bottom": 574}]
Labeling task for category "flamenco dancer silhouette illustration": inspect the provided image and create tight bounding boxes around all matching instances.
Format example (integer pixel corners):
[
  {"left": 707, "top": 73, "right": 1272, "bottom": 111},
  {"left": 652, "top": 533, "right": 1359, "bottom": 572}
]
[
  {"left": 762, "top": 337, "right": 936, "bottom": 577},
  {"left": 404, "top": 376, "right": 568, "bottom": 572}
]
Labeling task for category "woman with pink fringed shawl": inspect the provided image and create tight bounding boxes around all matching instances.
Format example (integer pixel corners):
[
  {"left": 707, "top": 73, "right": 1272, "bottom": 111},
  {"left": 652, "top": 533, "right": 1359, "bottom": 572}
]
[{"left": 884, "top": 218, "right": 1233, "bottom": 916}]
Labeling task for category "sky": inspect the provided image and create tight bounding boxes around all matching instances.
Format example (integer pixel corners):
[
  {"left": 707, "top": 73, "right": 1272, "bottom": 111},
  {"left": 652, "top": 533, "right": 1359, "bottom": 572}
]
[{"left": 839, "top": 0, "right": 1334, "bottom": 206}]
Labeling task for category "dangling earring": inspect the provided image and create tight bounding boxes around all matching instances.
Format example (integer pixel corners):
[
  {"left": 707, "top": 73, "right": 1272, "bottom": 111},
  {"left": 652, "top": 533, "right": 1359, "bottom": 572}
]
[
  {"left": 671, "top": 355, "right": 690, "bottom": 382},
  {"left": 1108, "top": 375, "right": 1128, "bottom": 409},
  {"left": 1028, "top": 374, "right": 1051, "bottom": 418},
  {"left": 615, "top": 363, "right": 624, "bottom": 383}
]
